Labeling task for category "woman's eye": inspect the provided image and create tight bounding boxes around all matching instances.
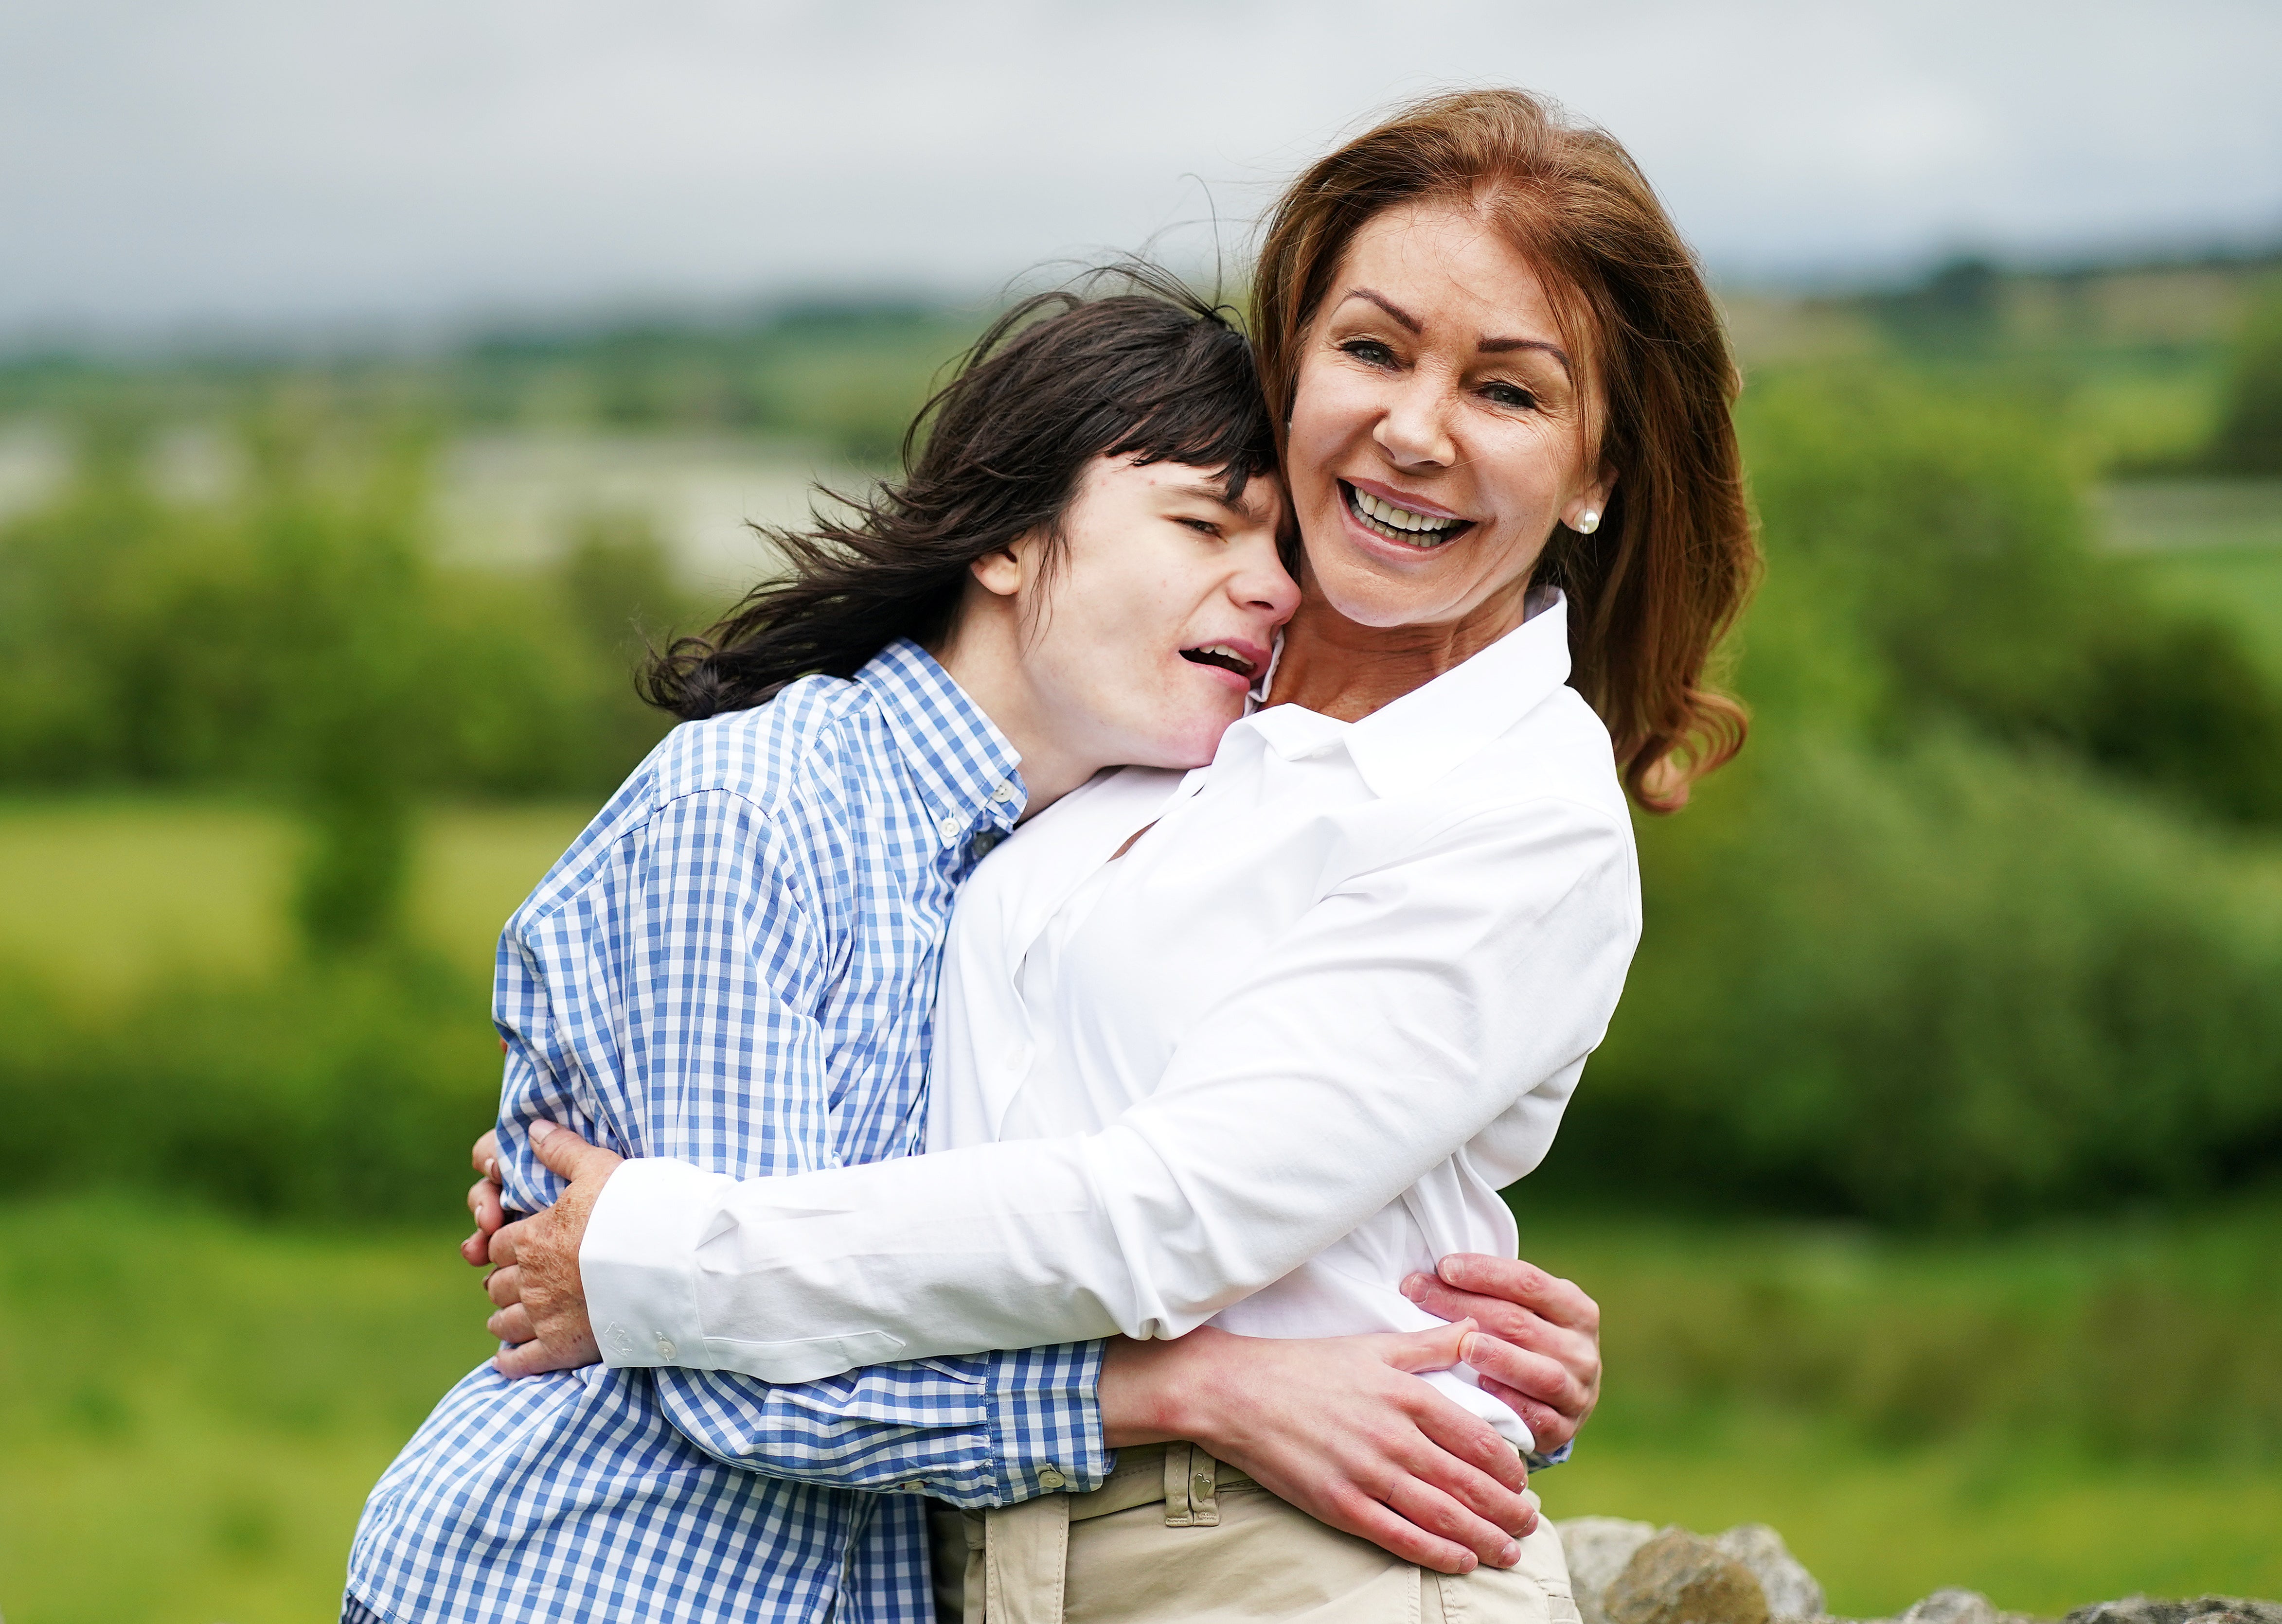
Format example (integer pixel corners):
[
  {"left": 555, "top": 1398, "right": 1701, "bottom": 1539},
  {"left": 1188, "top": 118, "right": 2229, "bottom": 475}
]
[
  {"left": 1482, "top": 381, "right": 1536, "bottom": 410},
  {"left": 1338, "top": 338, "right": 1397, "bottom": 367},
  {"left": 1179, "top": 517, "right": 1220, "bottom": 536}
]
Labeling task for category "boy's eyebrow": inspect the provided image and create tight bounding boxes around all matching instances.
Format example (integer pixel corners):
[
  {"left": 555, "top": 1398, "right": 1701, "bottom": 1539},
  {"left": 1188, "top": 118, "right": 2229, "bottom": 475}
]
[{"left": 1164, "top": 478, "right": 1263, "bottom": 518}]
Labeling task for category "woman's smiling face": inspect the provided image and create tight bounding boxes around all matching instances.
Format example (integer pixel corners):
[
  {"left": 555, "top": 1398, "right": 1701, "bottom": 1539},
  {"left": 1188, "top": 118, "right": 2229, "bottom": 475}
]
[{"left": 1285, "top": 197, "right": 1615, "bottom": 633}]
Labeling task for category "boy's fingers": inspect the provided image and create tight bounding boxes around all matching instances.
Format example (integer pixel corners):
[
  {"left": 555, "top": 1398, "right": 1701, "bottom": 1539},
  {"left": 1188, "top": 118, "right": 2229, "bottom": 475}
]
[
  {"left": 1376, "top": 1318, "right": 1476, "bottom": 1374},
  {"left": 1324, "top": 1490, "right": 1479, "bottom": 1577},
  {"left": 1425, "top": 1254, "right": 1599, "bottom": 1333},
  {"left": 1461, "top": 1336, "right": 1586, "bottom": 1425},
  {"left": 1412, "top": 1390, "right": 1529, "bottom": 1494}
]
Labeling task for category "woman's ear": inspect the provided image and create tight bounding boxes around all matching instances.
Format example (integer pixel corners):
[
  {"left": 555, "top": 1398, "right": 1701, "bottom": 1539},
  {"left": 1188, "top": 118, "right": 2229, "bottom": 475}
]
[{"left": 1589, "top": 459, "right": 1619, "bottom": 513}]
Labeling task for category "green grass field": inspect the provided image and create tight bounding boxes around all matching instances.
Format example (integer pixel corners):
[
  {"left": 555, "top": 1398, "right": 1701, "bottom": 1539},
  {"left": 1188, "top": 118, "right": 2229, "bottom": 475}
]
[
  {"left": 2, "top": 1197, "right": 2278, "bottom": 1624},
  {"left": 0, "top": 797, "right": 592, "bottom": 1002},
  {"left": 2, "top": 800, "right": 2279, "bottom": 1622},
  {"left": 2103, "top": 479, "right": 2282, "bottom": 678}
]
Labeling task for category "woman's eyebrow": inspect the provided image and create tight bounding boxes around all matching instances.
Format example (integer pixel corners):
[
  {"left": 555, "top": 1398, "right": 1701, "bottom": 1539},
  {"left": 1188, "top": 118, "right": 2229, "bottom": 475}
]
[
  {"left": 1342, "top": 287, "right": 1573, "bottom": 378},
  {"left": 1339, "top": 287, "right": 1420, "bottom": 332},
  {"left": 1478, "top": 335, "right": 1572, "bottom": 377}
]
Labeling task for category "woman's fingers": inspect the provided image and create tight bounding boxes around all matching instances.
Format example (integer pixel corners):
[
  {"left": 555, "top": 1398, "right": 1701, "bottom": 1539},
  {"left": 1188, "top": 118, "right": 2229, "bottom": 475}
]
[
  {"left": 484, "top": 1264, "right": 523, "bottom": 1309},
  {"left": 470, "top": 1130, "right": 502, "bottom": 1180},
  {"left": 526, "top": 1119, "right": 623, "bottom": 1183}
]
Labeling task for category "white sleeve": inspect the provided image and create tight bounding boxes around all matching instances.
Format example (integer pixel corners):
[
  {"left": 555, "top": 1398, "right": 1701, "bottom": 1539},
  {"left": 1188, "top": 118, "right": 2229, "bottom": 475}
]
[{"left": 583, "top": 797, "right": 1638, "bottom": 1378}]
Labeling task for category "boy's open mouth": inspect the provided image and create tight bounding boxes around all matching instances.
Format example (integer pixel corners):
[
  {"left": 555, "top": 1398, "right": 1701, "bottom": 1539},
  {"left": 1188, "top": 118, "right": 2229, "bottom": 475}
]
[
  {"left": 1180, "top": 644, "right": 1260, "bottom": 679},
  {"left": 1343, "top": 481, "right": 1472, "bottom": 549}
]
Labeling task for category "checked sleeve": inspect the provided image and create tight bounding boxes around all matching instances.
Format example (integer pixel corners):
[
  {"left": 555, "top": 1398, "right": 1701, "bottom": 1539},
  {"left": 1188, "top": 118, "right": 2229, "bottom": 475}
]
[{"left": 494, "top": 781, "right": 1107, "bottom": 1506}]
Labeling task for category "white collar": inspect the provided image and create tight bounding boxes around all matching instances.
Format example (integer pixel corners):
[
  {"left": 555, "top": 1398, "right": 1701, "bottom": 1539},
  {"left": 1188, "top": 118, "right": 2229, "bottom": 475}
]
[{"left": 1239, "top": 590, "right": 1572, "bottom": 798}]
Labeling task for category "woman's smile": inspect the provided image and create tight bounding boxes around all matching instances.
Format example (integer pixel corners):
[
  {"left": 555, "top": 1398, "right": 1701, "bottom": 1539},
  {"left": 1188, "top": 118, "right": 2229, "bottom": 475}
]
[{"left": 1339, "top": 477, "right": 1477, "bottom": 550}]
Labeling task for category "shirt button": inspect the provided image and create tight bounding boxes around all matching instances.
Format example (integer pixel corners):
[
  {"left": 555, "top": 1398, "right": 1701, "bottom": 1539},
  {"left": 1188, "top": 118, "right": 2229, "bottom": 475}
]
[
  {"left": 655, "top": 1334, "right": 677, "bottom": 1360},
  {"left": 938, "top": 815, "right": 963, "bottom": 845},
  {"left": 991, "top": 781, "right": 1016, "bottom": 804},
  {"left": 1037, "top": 1465, "right": 1067, "bottom": 1490}
]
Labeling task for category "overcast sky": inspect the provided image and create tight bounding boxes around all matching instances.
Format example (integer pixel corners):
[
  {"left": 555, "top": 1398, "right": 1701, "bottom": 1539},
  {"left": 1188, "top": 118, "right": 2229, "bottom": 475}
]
[{"left": 5, "top": 0, "right": 2280, "bottom": 339}]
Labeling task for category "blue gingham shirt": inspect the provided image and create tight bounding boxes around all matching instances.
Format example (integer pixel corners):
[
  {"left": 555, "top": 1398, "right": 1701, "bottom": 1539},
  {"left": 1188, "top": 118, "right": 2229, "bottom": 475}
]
[{"left": 347, "top": 639, "right": 1110, "bottom": 1624}]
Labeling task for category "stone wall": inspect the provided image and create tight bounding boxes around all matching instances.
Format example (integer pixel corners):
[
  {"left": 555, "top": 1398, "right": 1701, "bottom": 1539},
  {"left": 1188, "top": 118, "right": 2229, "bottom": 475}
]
[{"left": 1553, "top": 1518, "right": 2281, "bottom": 1624}]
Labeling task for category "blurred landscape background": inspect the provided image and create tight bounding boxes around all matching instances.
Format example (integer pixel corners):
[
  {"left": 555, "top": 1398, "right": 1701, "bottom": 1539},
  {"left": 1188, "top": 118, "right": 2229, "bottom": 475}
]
[{"left": 3, "top": 4, "right": 2280, "bottom": 1622}]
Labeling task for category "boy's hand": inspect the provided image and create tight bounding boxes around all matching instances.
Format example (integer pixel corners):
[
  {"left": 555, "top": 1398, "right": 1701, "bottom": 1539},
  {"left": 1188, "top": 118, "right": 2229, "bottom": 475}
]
[
  {"left": 480, "top": 1122, "right": 623, "bottom": 1378},
  {"left": 1100, "top": 1323, "right": 1538, "bottom": 1576},
  {"left": 1401, "top": 1254, "right": 1602, "bottom": 1455}
]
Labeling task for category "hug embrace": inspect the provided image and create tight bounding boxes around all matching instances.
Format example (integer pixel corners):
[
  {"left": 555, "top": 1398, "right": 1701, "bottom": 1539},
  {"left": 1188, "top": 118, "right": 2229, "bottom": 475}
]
[{"left": 344, "top": 88, "right": 1757, "bottom": 1624}]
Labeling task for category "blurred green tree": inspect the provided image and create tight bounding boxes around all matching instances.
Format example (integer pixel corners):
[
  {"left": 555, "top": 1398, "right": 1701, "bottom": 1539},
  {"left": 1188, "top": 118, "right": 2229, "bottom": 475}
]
[{"left": 2209, "top": 278, "right": 2282, "bottom": 475}]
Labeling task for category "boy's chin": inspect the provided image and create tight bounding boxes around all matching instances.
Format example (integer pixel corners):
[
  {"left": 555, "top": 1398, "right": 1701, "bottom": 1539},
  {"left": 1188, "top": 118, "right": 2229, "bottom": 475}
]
[{"left": 1130, "top": 711, "right": 1239, "bottom": 772}]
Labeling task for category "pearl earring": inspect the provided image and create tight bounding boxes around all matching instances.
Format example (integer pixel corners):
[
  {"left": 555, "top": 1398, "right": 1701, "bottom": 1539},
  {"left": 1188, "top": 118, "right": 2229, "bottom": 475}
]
[{"left": 1574, "top": 510, "right": 1601, "bottom": 535}]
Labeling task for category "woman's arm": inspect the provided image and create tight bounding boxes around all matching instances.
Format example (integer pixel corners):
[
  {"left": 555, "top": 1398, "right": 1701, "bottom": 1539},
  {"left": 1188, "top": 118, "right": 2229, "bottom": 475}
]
[{"left": 582, "top": 796, "right": 1636, "bottom": 1375}]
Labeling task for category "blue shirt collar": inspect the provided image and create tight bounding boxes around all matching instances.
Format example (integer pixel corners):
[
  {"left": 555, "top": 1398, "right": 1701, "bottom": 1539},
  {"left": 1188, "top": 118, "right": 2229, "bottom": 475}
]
[{"left": 856, "top": 637, "right": 1027, "bottom": 836}]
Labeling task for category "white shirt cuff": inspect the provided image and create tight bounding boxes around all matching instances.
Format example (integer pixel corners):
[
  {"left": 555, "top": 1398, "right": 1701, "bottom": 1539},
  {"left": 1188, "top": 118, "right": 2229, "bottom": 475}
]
[
  {"left": 582, "top": 1157, "right": 719, "bottom": 1369},
  {"left": 581, "top": 1156, "right": 913, "bottom": 1383}
]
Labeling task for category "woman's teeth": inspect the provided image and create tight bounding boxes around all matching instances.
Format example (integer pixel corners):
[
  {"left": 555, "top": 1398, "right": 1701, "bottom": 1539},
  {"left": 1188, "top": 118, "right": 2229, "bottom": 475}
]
[{"left": 1347, "top": 485, "right": 1466, "bottom": 547}]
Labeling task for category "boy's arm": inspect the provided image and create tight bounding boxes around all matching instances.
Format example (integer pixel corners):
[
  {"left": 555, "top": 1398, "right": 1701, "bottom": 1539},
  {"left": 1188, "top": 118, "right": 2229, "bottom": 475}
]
[{"left": 492, "top": 783, "right": 1105, "bottom": 1506}]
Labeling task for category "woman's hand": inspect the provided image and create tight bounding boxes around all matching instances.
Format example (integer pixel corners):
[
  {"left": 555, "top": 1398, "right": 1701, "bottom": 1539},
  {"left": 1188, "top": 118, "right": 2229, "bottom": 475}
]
[
  {"left": 479, "top": 1122, "right": 623, "bottom": 1377},
  {"left": 1401, "top": 1254, "right": 1601, "bottom": 1456},
  {"left": 1099, "top": 1324, "right": 1539, "bottom": 1577},
  {"left": 461, "top": 1129, "right": 508, "bottom": 1267}
]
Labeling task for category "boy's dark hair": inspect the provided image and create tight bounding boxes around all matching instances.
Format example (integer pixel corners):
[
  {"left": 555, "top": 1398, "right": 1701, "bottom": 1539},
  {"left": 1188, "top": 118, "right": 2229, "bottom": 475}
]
[{"left": 643, "top": 269, "right": 1276, "bottom": 719}]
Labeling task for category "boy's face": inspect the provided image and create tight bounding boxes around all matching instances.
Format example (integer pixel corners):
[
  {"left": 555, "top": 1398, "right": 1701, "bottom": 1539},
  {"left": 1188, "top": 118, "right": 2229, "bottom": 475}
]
[{"left": 1007, "top": 453, "right": 1299, "bottom": 773}]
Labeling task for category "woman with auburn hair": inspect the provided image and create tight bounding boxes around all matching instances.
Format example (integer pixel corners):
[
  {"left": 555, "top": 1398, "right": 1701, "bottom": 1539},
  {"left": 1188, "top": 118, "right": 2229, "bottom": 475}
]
[{"left": 477, "top": 87, "right": 1756, "bottom": 1623}]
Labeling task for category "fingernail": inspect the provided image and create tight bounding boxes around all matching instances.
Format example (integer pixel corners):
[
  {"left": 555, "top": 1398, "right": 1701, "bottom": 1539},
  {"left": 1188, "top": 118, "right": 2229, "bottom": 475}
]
[
  {"left": 1459, "top": 1333, "right": 1481, "bottom": 1364},
  {"left": 1499, "top": 1541, "right": 1522, "bottom": 1567},
  {"left": 485, "top": 1158, "right": 499, "bottom": 1180},
  {"left": 1401, "top": 1273, "right": 1428, "bottom": 1300},
  {"left": 530, "top": 1121, "right": 555, "bottom": 1143},
  {"left": 1440, "top": 1257, "right": 1462, "bottom": 1283}
]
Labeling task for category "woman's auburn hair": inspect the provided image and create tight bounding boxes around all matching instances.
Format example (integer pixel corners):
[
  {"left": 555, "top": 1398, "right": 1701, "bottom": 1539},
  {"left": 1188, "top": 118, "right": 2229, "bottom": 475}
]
[{"left": 1253, "top": 88, "right": 1760, "bottom": 812}]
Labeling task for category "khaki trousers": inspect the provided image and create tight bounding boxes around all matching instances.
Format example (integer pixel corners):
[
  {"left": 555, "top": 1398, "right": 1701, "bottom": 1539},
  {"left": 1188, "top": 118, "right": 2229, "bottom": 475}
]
[{"left": 929, "top": 1443, "right": 1581, "bottom": 1624}]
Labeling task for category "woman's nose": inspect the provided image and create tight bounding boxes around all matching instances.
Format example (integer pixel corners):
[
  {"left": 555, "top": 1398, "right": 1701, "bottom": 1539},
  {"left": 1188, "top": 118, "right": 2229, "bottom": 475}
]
[{"left": 1373, "top": 375, "right": 1456, "bottom": 468}]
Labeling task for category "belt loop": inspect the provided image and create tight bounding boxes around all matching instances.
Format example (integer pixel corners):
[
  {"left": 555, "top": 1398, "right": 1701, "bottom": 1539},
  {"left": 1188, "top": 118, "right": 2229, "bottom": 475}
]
[
  {"left": 982, "top": 1493, "right": 1070, "bottom": 1624},
  {"left": 1161, "top": 1442, "right": 1220, "bottom": 1528},
  {"left": 1190, "top": 1448, "right": 1220, "bottom": 1527},
  {"left": 1162, "top": 1443, "right": 1195, "bottom": 1527}
]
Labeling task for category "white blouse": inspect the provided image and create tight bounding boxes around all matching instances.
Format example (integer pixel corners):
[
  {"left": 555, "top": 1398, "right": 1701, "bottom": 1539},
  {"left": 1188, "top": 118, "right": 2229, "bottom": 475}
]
[{"left": 583, "top": 592, "right": 1642, "bottom": 1445}]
